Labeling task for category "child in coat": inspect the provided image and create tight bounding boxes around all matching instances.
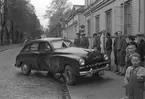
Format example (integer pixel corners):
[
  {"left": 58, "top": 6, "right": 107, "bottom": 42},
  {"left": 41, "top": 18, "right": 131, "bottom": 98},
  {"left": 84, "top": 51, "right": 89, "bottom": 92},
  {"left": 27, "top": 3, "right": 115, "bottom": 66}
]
[{"left": 124, "top": 53, "right": 145, "bottom": 99}]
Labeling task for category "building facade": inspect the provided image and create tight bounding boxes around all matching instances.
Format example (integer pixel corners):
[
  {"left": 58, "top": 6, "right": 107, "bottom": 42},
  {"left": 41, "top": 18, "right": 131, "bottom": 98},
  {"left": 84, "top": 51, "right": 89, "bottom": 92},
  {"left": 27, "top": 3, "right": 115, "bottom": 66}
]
[
  {"left": 62, "top": 5, "right": 85, "bottom": 40},
  {"left": 84, "top": 0, "right": 145, "bottom": 38}
]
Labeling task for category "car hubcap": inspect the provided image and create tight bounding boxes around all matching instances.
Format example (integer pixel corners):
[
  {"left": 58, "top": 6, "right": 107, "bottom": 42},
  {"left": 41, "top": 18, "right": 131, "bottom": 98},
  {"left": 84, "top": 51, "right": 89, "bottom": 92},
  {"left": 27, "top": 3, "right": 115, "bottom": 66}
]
[{"left": 22, "top": 64, "right": 28, "bottom": 74}]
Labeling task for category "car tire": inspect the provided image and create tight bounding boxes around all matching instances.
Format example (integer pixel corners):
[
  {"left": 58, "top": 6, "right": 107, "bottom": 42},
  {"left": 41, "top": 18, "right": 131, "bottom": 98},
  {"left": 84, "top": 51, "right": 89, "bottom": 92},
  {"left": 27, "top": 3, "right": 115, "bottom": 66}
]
[
  {"left": 21, "top": 63, "right": 31, "bottom": 76},
  {"left": 64, "top": 65, "right": 76, "bottom": 85}
]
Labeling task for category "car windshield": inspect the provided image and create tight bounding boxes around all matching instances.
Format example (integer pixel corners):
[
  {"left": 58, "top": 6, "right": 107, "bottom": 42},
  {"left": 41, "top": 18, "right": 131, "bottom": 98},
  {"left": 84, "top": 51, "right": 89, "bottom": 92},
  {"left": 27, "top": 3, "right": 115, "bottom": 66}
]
[{"left": 51, "top": 40, "right": 69, "bottom": 49}]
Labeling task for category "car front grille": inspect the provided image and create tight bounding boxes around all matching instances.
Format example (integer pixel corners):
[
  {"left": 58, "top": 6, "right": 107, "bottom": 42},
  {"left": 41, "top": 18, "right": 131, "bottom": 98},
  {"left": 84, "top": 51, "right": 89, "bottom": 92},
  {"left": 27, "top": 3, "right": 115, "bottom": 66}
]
[{"left": 79, "top": 62, "right": 107, "bottom": 71}]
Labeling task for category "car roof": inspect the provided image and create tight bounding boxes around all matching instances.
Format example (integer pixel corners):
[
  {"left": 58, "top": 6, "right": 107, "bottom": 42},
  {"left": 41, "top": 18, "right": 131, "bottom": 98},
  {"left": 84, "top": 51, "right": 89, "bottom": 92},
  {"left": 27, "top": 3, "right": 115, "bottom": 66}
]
[{"left": 32, "top": 37, "right": 63, "bottom": 42}]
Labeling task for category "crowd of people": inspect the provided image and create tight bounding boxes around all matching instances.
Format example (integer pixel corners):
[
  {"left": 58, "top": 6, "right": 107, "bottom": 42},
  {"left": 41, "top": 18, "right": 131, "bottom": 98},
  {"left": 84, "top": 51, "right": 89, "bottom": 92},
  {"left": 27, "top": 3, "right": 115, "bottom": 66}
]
[{"left": 74, "top": 31, "right": 145, "bottom": 99}]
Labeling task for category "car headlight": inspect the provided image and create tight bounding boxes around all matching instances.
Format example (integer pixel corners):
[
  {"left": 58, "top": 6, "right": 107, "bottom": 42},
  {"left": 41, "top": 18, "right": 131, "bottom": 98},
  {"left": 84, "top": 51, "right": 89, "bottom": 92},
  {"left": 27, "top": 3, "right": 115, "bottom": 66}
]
[
  {"left": 79, "top": 58, "right": 85, "bottom": 66},
  {"left": 104, "top": 54, "right": 108, "bottom": 60}
]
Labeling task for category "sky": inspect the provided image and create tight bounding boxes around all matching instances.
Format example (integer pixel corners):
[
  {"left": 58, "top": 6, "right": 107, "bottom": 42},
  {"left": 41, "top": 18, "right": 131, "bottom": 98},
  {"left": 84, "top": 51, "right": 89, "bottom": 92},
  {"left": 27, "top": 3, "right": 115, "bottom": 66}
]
[{"left": 30, "top": 0, "right": 84, "bottom": 28}]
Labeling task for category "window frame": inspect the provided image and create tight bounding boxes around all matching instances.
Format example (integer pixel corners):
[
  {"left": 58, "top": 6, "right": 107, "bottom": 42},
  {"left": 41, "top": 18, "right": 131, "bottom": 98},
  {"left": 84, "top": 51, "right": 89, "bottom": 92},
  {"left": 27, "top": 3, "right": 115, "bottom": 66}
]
[
  {"left": 106, "top": 9, "right": 112, "bottom": 34},
  {"left": 29, "top": 42, "right": 39, "bottom": 52},
  {"left": 38, "top": 41, "right": 52, "bottom": 51},
  {"left": 95, "top": 15, "right": 100, "bottom": 33},
  {"left": 124, "top": 0, "right": 132, "bottom": 35}
]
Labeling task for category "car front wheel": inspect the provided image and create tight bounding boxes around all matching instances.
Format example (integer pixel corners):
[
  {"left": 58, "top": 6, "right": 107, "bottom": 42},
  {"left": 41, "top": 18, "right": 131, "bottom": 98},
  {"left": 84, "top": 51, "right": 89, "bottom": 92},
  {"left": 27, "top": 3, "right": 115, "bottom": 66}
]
[
  {"left": 21, "top": 63, "right": 31, "bottom": 76},
  {"left": 64, "top": 65, "right": 76, "bottom": 85}
]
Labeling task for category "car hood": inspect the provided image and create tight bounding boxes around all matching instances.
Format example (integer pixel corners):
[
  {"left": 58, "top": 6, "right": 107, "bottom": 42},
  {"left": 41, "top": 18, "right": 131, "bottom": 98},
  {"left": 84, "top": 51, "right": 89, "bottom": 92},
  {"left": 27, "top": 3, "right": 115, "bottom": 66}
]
[{"left": 54, "top": 47, "right": 102, "bottom": 58}]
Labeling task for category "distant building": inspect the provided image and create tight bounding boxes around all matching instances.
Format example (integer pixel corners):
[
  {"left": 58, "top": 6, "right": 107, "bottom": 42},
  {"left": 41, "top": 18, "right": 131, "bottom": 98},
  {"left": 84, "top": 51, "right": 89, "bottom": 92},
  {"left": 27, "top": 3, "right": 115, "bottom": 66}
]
[
  {"left": 84, "top": 0, "right": 145, "bottom": 36},
  {"left": 62, "top": 5, "right": 85, "bottom": 40}
]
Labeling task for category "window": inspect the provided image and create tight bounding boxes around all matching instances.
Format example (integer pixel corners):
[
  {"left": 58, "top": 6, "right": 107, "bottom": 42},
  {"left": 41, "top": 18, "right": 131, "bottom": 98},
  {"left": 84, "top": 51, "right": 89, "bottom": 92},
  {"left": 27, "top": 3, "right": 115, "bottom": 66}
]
[
  {"left": 51, "top": 40, "right": 68, "bottom": 49},
  {"left": 39, "top": 42, "right": 51, "bottom": 51},
  {"left": 30, "top": 43, "right": 38, "bottom": 51},
  {"left": 21, "top": 45, "right": 30, "bottom": 52},
  {"left": 95, "top": 15, "right": 100, "bottom": 33},
  {"left": 124, "top": 0, "right": 132, "bottom": 35},
  {"left": 106, "top": 9, "right": 112, "bottom": 34},
  {"left": 87, "top": 19, "right": 91, "bottom": 36}
]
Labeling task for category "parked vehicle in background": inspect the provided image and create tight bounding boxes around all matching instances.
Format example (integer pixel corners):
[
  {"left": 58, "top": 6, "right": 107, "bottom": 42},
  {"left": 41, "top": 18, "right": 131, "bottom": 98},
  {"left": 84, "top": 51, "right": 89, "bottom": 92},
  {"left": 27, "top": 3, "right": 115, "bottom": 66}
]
[{"left": 15, "top": 37, "right": 109, "bottom": 85}]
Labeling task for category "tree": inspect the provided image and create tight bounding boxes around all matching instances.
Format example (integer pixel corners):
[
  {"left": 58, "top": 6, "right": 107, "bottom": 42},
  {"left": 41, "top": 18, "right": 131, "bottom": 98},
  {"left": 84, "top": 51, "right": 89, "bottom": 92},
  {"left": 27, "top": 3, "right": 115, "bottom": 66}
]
[
  {"left": 44, "top": 0, "right": 72, "bottom": 37},
  {"left": 0, "top": 0, "right": 43, "bottom": 44}
]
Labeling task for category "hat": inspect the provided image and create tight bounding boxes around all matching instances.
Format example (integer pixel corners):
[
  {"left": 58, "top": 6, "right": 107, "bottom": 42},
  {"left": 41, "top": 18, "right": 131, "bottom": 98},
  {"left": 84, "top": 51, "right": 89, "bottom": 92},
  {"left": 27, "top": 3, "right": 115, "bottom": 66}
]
[
  {"left": 128, "top": 35, "right": 135, "bottom": 40},
  {"left": 76, "top": 33, "right": 80, "bottom": 35},
  {"left": 93, "top": 33, "right": 97, "bottom": 35}
]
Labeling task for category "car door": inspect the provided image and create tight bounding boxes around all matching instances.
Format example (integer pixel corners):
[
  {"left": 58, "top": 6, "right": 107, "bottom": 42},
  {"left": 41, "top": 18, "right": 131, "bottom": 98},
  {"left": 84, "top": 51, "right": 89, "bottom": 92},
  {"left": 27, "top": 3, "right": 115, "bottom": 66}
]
[
  {"left": 37, "top": 42, "right": 52, "bottom": 71},
  {"left": 18, "top": 44, "right": 31, "bottom": 66},
  {"left": 29, "top": 42, "right": 39, "bottom": 69}
]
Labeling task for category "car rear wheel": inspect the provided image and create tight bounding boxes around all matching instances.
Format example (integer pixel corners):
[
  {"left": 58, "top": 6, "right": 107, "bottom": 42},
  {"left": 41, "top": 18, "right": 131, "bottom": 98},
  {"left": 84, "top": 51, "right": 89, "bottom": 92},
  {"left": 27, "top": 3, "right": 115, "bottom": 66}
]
[
  {"left": 64, "top": 65, "right": 76, "bottom": 85},
  {"left": 21, "top": 63, "right": 31, "bottom": 76}
]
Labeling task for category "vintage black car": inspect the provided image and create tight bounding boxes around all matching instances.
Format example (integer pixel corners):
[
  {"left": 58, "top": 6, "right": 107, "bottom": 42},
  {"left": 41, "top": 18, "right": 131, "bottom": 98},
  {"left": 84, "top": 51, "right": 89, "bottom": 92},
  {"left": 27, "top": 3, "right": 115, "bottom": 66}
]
[{"left": 15, "top": 38, "right": 109, "bottom": 85}]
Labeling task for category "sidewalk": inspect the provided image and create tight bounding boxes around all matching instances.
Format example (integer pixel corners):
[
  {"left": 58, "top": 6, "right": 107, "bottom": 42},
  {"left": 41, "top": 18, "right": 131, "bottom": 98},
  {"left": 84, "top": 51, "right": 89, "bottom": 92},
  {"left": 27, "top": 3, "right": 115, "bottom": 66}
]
[{"left": 0, "top": 44, "right": 22, "bottom": 52}]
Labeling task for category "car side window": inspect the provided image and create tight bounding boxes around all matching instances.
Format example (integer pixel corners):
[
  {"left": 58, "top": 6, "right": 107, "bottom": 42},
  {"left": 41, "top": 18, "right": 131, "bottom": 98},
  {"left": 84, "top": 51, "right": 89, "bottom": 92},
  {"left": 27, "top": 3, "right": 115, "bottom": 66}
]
[
  {"left": 29, "top": 43, "right": 39, "bottom": 51},
  {"left": 21, "top": 45, "right": 30, "bottom": 52},
  {"left": 39, "top": 42, "right": 51, "bottom": 51}
]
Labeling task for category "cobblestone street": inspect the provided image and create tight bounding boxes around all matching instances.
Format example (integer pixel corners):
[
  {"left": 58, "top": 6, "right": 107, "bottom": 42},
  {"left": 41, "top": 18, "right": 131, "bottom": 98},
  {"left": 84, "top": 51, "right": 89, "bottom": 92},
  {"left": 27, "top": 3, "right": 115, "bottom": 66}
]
[{"left": 0, "top": 47, "right": 65, "bottom": 99}]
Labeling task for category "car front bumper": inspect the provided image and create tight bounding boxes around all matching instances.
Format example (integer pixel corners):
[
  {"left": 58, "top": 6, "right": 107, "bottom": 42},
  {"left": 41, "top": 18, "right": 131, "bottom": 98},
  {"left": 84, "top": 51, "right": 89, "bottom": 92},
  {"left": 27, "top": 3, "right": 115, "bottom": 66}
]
[{"left": 79, "top": 62, "right": 109, "bottom": 76}]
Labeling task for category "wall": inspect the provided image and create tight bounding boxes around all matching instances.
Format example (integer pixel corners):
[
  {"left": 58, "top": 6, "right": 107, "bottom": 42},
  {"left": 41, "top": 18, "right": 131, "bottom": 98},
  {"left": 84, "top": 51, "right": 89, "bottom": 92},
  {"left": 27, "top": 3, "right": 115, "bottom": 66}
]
[
  {"left": 85, "top": 0, "right": 140, "bottom": 36},
  {"left": 62, "top": 13, "right": 85, "bottom": 40}
]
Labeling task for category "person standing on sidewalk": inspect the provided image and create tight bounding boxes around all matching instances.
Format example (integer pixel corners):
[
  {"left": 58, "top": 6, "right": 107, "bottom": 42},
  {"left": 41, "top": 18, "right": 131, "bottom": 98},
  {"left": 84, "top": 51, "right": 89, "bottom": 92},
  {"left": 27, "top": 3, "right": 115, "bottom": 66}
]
[
  {"left": 136, "top": 34, "right": 145, "bottom": 66},
  {"left": 100, "top": 30, "right": 106, "bottom": 53},
  {"left": 80, "top": 33, "right": 89, "bottom": 49},
  {"left": 74, "top": 33, "right": 81, "bottom": 47},
  {"left": 113, "top": 32, "right": 118, "bottom": 72},
  {"left": 92, "top": 33, "right": 101, "bottom": 51},
  {"left": 105, "top": 32, "right": 112, "bottom": 71},
  {"left": 116, "top": 31, "right": 127, "bottom": 76}
]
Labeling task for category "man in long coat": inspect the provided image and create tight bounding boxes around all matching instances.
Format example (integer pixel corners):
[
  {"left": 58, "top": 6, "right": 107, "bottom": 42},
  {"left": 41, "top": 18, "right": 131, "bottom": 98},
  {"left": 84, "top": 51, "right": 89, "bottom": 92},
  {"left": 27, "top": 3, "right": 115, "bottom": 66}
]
[
  {"left": 116, "top": 31, "right": 127, "bottom": 75},
  {"left": 80, "top": 33, "right": 89, "bottom": 49},
  {"left": 136, "top": 34, "right": 145, "bottom": 66},
  {"left": 113, "top": 32, "right": 118, "bottom": 72},
  {"left": 92, "top": 33, "right": 101, "bottom": 51},
  {"left": 74, "top": 33, "right": 80, "bottom": 47}
]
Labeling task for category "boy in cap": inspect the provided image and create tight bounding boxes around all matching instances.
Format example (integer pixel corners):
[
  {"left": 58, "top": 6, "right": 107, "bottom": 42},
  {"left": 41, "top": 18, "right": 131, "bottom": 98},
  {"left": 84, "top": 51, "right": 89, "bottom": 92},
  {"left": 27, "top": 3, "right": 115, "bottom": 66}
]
[{"left": 124, "top": 53, "right": 145, "bottom": 99}]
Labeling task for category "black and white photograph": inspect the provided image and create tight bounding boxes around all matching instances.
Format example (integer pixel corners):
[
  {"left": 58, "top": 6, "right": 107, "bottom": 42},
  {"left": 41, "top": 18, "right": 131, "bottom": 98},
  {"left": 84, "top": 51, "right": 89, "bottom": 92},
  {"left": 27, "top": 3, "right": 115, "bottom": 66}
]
[{"left": 0, "top": 0, "right": 145, "bottom": 99}]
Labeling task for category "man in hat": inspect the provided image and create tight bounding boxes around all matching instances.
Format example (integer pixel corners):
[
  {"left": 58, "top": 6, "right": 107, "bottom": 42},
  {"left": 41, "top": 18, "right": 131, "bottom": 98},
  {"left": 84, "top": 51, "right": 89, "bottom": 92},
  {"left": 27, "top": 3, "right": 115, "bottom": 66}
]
[
  {"left": 136, "top": 34, "right": 145, "bottom": 65},
  {"left": 74, "top": 33, "right": 81, "bottom": 47},
  {"left": 80, "top": 33, "right": 89, "bottom": 49},
  {"left": 92, "top": 33, "right": 101, "bottom": 51}
]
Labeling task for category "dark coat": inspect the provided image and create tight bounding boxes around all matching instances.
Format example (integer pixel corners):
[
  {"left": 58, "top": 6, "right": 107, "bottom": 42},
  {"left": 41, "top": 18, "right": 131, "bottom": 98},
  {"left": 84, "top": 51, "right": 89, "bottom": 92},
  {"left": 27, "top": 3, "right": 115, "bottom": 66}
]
[
  {"left": 80, "top": 37, "right": 89, "bottom": 49},
  {"left": 106, "top": 37, "right": 112, "bottom": 51},
  {"left": 137, "top": 39, "right": 145, "bottom": 61},
  {"left": 74, "top": 38, "right": 80, "bottom": 47},
  {"left": 113, "top": 38, "right": 117, "bottom": 51},
  {"left": 93, "top": 37, "right": 101, "bottom": 51}
]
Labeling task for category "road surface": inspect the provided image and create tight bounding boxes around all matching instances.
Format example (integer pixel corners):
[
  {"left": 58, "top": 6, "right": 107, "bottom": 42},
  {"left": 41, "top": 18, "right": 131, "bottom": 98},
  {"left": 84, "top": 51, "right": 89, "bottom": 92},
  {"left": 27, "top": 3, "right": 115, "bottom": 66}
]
[
  {"left": 0, "top": 47, "right": 64, "bottom": 99},
  {"left": 68, "top": 72, "right": 125, "bottom": 99}
]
